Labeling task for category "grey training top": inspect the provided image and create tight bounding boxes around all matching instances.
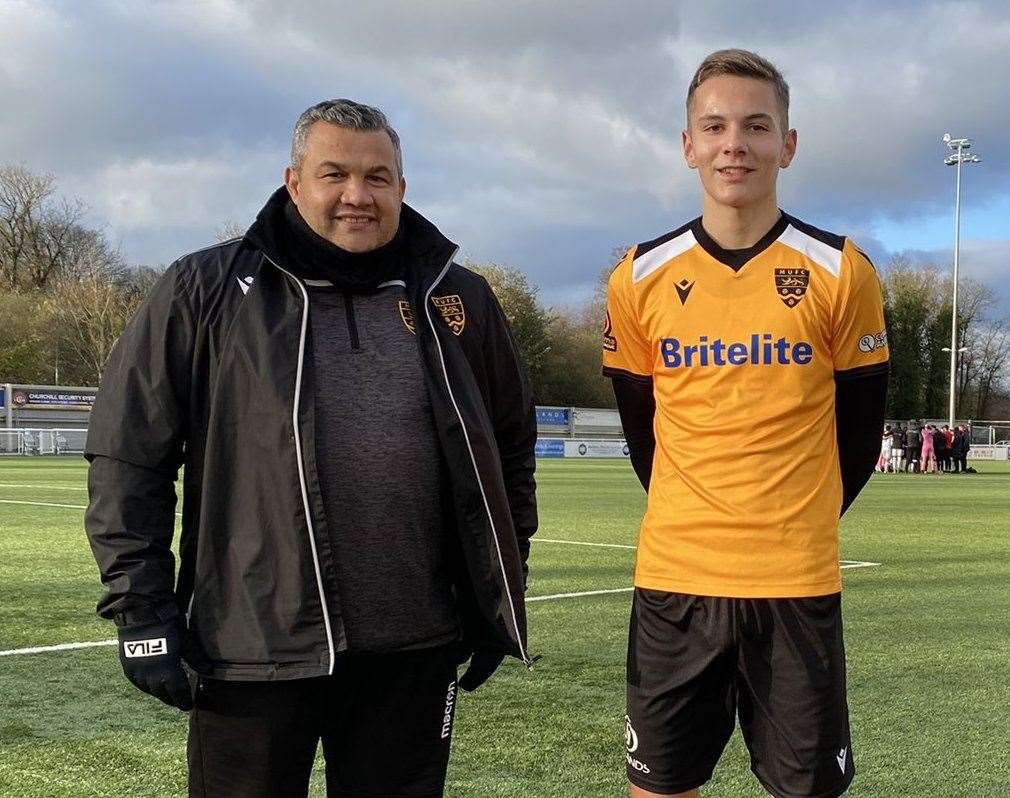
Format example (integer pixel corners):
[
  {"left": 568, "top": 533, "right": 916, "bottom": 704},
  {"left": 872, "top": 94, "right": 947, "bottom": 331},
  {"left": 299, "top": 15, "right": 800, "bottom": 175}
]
[{"left": 308, "top": 280, "right": 460, "bottom": 653}]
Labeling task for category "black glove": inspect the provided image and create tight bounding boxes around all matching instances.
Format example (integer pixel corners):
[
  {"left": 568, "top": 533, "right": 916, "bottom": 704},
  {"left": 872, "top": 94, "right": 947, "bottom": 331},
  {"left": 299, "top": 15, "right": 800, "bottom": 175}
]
[
  {"left": 458, "top": 649, "right": 505, "bottom": 692},
  {"left": 117, "top": 619, "right": 193, "bottom": 710}
]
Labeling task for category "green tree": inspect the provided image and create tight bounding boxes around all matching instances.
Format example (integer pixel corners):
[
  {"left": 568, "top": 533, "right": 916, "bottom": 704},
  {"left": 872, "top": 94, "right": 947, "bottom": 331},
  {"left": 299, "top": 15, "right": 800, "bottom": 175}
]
[
  {"left": 0, "top": 292, "right": 53, "bottom": 383},
  {"left": 464, "top": 260, "right": 552, "bottom": 400},
  {"left": 881, "top": 260, "right": 933, "bottom": 418},
  {"left": 538, "top": 306, "right": 616, "bottom": 408}
]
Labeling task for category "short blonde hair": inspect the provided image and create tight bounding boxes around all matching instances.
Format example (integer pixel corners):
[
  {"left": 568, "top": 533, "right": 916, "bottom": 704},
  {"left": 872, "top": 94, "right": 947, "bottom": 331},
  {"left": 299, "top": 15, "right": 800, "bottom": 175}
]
[{"left": 686, "top": 49, "right": 790, "bottom": 131}]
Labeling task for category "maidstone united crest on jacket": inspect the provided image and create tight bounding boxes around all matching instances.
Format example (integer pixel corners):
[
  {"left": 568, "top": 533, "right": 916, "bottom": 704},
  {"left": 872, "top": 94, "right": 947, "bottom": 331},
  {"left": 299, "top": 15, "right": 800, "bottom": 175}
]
[{"left": 603, "top": 212, "right": 889, "bottom": 598}]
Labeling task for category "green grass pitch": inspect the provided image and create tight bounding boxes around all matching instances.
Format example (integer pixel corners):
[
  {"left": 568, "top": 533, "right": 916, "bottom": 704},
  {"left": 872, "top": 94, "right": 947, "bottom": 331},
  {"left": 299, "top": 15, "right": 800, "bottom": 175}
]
[{"left": 1, "top": 457, "right": 1008, "bottom": 796}]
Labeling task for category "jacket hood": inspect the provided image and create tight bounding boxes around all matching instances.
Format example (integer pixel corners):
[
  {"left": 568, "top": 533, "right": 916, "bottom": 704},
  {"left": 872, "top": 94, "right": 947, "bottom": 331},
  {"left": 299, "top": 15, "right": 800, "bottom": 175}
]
[{"left": 244, "top": 186, "right": 459, "bottom": 283}]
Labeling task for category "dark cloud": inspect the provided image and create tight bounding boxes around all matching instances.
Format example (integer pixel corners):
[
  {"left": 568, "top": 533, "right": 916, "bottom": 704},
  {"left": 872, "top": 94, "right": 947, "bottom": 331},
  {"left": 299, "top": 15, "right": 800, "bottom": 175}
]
[
  {"left": 893, "top": 241, "right": 1010, "bottom": 317},
  {"left": 0, "top": 0, "right": 1007, "bottom": 311}
]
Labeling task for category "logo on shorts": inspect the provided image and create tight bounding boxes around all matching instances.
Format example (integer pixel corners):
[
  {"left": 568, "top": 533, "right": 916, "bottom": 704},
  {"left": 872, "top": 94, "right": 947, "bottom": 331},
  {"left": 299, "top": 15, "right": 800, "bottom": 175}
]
[
  {"left": 603, "top": 311, "right": 618, "bottom": 352},
  {"left": 836, "top": 746, "right": 848, "bottom": 774},
  {"left": 625, "top": 715, "right": 639, "bottom": 752},
  {"left": 858, "top": 329, "right": 887, "bottom": 353},
  {"left": 441, "top": 681, "right": 456, "bottom": 739},
  {"left": 122, "top": 638, "right": 167, "bottom": 658},
  {"left": 625, "top": 715, "right": 651, "bottom": 774},
  {"left": 774, "top": 268, "right": 809, "bottom": 308},
  {"left": 432, "top": 294, "right": 465, "bottom": 335}
]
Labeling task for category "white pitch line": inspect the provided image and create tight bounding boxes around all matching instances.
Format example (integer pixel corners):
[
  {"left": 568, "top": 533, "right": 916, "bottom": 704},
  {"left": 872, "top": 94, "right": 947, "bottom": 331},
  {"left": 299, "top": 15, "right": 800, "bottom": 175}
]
[
  {"left": 0, "top": 561, "right": 884, "bottom": 654},
  {"left": 0, "top": 498, "right": 182, "bottom": 517},
  {"left": 0, "top": 640, "right": 116, "bottom": 657},
  {"left": 0, "top": 556, "right": 880, "bottom": 656},
  {"left": 527, "top": 587, "right": 634, "bottom": 602},
  {"left": 0, "top": 498, "right": 88, "bottom": 510},
  {"left": 527, "top": 563, "right": 881, "bottom": 603},
  {"left": 0, "top": 482, "right": 88, "bottom": 491},
  {"left": 534, "top": 538, "right": 637, "bottom": 550},
  {"left": 1, "top": 590, "right": 639, "bottom": 655},
  {"left": 535, "top": 539, "right": 882, "bottom": 570}
]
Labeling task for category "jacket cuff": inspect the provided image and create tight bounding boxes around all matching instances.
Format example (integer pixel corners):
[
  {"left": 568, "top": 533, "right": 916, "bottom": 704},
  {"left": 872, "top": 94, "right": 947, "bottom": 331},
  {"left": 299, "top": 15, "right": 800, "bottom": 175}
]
[{"left": 112, "top": 603, "right": 180, "bottom": 628}]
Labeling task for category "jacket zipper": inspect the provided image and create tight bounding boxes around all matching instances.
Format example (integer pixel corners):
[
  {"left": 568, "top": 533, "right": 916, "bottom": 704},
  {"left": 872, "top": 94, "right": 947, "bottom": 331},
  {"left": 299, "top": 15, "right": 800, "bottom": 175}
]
[
  {"left": 424, "top": 251, "right": 532, "bottom": 668},
  {"left": 262, "top": 255, "right": 337, "bottom": 675},
  {"left": 343, "top": 292, "right": 360, "bottom": 350}
]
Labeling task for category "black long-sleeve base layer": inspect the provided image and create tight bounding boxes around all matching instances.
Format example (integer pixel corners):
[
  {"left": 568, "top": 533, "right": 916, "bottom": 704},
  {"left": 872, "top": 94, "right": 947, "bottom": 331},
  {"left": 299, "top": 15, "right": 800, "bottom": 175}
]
[{"left": 609, "top": 370, "right": 889, "bottom": 516}]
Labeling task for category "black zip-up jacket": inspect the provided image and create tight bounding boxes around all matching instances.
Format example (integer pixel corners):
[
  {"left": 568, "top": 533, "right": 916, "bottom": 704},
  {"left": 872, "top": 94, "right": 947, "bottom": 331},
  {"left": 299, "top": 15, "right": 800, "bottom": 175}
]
[{"left": 85, "top": 193, "right": 537, "bottom": 680}]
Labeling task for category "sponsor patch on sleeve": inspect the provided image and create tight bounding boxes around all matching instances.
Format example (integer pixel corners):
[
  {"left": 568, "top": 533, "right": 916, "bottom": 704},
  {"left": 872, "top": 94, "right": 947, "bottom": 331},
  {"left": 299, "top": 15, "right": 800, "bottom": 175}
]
[{"left": 857, "top": 329, "right": 888, "bottom": 353}]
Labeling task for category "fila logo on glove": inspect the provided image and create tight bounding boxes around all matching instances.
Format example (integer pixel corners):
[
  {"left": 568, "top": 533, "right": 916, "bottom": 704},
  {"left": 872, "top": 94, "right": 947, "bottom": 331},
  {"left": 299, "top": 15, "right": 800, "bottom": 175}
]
[{"left": 123, "top": 638, "right": 168, "bottom": 658}]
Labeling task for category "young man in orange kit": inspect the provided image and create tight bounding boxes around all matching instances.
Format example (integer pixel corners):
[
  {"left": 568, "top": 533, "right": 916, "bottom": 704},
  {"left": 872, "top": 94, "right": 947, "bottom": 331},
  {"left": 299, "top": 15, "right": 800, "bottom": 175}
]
[{"left": 603, "top": 50, "right": 889, "bottom": 798}]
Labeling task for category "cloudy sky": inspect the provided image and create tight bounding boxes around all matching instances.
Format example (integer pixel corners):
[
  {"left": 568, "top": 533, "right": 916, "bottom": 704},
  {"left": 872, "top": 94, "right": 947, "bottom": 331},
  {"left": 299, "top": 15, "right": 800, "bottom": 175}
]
[{"left": 2, "top": 0, "right": 1008, "bottom": 313}]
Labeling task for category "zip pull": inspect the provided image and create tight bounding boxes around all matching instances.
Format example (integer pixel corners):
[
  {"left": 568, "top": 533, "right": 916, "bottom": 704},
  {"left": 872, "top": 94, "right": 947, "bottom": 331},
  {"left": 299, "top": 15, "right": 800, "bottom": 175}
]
[{"left": 343, "top": 292, "right": 361, "bottom": 350}]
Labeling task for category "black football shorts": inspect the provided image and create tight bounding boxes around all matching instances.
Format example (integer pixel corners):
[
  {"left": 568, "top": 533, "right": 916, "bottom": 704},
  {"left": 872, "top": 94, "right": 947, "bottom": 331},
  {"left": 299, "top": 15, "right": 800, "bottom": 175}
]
[
  {"left": 626, "top": 589, "right": 854, "bottom": 798},
  {"left": 188, "top": 643, "right": 467, "bottom": 798}
]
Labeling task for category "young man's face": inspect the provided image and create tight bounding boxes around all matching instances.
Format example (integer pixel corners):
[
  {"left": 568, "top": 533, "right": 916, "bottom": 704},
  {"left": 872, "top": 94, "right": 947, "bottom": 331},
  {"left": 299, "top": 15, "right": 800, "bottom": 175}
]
[
  {"left": 285, "top": 122, "right": 406, "bottom": 252},
  {"left": 683, "top": 75, "right": 797, "bottom": 212}
]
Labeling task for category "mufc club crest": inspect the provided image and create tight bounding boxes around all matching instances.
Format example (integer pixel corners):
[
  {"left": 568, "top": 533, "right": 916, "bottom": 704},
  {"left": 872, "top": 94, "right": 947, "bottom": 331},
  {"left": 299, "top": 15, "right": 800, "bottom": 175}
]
[
  {"left": 432, "top": 294, "right": 466, "bottom": 335},
  {"left": 398, "top": 300, "right": 416, "bottom": 334},
  {"left": 774, "top": 268, "right": 809, "bottom": 308}
]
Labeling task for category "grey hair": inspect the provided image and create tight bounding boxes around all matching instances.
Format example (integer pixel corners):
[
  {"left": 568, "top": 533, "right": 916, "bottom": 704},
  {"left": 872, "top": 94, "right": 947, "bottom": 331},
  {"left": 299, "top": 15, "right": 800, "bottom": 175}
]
[{"left": 290, "top": 99, "right": 403, "bottom": 176}]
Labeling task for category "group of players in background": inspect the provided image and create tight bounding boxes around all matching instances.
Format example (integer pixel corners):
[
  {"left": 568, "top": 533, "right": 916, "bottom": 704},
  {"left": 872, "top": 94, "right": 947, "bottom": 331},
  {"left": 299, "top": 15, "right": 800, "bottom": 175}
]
[{"left": 877, "top": 422, "right": 972, "bottom": 475}]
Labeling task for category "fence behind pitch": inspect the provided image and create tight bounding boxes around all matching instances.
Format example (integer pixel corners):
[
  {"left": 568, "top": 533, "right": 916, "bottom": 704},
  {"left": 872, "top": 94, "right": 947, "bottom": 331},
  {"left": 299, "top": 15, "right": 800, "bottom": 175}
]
[{"left": 0, "top": 428, "right": 88, "bottom": 456}]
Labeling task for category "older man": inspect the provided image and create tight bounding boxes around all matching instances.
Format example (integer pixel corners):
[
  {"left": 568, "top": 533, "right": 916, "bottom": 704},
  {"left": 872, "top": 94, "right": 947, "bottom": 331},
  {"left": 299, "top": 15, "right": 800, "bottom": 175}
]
[{"left": 85, "top": 99, "right": 537, "bottom": 798}]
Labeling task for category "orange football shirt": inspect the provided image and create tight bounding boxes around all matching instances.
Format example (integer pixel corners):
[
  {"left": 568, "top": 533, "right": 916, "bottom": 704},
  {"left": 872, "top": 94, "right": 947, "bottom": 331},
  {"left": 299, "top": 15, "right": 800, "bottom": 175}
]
[{"left": 603, "top": 212, "right": 889, "bottom": 598}]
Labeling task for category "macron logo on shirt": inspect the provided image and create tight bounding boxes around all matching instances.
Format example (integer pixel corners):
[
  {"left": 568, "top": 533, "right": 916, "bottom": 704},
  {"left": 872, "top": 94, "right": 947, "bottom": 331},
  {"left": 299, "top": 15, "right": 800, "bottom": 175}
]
[{"left": 660, "top": 334, "right": 814, "bottom": 369}]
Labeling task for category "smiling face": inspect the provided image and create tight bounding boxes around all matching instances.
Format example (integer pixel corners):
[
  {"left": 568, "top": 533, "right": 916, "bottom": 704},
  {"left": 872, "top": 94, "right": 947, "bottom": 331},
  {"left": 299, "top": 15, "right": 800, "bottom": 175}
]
[
  {"left": 683, "top": 75, "right": 796, "bottom": 213},
  {"left": 284, "top": 121, "right": 406, "bottom": 252}
]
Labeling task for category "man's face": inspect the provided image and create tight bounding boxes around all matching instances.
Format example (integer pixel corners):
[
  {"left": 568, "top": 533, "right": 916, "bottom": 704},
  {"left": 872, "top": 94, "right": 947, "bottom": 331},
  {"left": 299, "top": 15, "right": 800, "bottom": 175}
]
[
  {"left": 285, "top": 122, "right": 406, "bottom": 252},
  {"left": 683, "top": 75, "right": 797, "bottom": 211}
]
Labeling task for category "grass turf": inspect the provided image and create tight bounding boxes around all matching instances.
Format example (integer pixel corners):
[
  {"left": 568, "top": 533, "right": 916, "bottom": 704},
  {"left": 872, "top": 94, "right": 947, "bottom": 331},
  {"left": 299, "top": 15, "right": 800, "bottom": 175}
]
[{"left": 1, "top": 457, "right": 1008, "bottom": 796}]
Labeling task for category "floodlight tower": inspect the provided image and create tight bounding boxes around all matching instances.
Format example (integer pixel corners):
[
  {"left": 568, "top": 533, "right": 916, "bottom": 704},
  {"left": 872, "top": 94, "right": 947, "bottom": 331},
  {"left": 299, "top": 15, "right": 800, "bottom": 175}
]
[{"left": 942, "top": 133, "right": 981, "bottom": 428}]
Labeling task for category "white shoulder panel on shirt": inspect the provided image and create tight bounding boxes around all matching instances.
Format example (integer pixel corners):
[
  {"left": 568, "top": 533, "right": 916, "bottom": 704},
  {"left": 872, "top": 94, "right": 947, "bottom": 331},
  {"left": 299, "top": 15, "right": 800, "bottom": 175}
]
[
  {"left": 632, "top": 229, "right": 698, "bottom": 283},
  {"left": 777, "top": 225, "right": 843, "bottom": 278}
]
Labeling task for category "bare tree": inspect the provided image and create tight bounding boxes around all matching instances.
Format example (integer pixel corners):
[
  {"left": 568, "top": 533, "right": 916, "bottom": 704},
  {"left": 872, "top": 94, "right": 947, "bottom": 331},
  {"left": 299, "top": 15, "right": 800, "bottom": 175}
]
[
  {"left": 953, "top": 278, "right": 997, "bottom": 410},
  {"left": 44, "top": 274, "right": 143, "bottom": 385},
  {"left": 215, "top": 220, "right": 246, "bottom": 242},
  {"left": 62, "top": 225, "right": 125, "bottom": 281},
  {"left": 0, "top": 165, "right": 85, "bottom": 291},
  {"left": 972, "top": 321, "right": 1010, "bottom": 418}
]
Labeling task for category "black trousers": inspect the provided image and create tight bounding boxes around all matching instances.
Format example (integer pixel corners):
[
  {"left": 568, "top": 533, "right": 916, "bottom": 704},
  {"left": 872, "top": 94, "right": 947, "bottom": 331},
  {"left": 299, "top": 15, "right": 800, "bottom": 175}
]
[{"left": 188, "top": 645, "right": 464, "bottom": 798}]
